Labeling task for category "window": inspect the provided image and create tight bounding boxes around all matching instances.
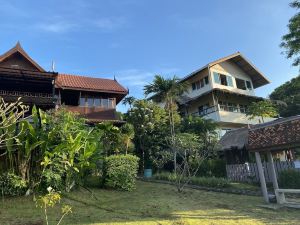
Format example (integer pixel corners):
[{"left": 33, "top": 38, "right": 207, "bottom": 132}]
[
  {"left": 198, "top": 103, "right": 209, "bottom": 116},
  {"left": 213, "top": 72, "right": 220, "bottom": 84},
  {"left": 79, "top": 97, "right": 86, "bottom": 106},
  {"left": 239, "top": 104, "right": 248, "bottom": 113},
  {"left": 227, "top": 76, "right": 233, "bottom": 87},
  {"left": 246, "top": 81, "right": 252, "bottom": 90},
  {"left": 204, "top": 76, "right": 209, "bottom": 85},
  {"left": 87, "top": 98, "right": 94, "bottom": 107},
  {"left": 227, "top": 103, "right": 238, "bottom": 112},
  {"left": 102, "top": 98, "right": 108, "bottom": 108},
  {"left": 191, "top": 76, "right": 209, "bottom": 91},
  {"left": 236, "top": 78, "right": 246, "bottom": 90},
  {"left": 220, "top": 74, "right": 228, "bottom": 86},
  {"left": 108, "top": 98, "right": 114, "bottom": 108},
  {"left": 94, "top": 98, "right": 101, "bottom": 107},
  {"left": 192, "top": 83, "right": 196, "bottom": 90},
  {"left": 219, "top": 101, "right": 227, "bottom": 111}
]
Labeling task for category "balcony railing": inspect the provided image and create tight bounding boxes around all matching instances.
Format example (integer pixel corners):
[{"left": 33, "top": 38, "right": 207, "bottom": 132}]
[
  {"left": 0, "top": 90, "right": 53, "bottom": 99},
  {"left": 191, "top": 104, "right": 248, "bottom": 117}
]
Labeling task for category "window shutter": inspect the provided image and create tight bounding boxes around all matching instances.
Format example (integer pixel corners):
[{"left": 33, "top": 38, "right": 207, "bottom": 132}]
[
  {"left": 213, "top": 72, "right": 220, "bottom": 84},
  {"left": 227, "top": 76, "right": 234, "bottom": 87}
]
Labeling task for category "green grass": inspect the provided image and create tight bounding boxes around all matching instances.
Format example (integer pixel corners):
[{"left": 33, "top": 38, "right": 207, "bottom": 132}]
[{"left": 1, "top": 180, "right": 299, "bottom": 225}]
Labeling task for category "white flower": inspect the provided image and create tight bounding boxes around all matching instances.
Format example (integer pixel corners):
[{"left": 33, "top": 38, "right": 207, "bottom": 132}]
[{"left": 47, "top": 186, "right": 53, "bottom": 192}]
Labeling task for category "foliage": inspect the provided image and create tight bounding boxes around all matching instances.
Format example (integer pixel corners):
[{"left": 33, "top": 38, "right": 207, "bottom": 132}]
[
  {"left": 280, "top": 1, "right": 300, "bottom": 67},
  {"left": 144, "top": 75, "right": 188, "bottom": 173},
  {"left": 153, "top": 172, "right": 230, "bottom": 188},
  {"left": 35, "top": 187, "right": 72, "bottom": 225},
  {"left": 122, "top": 96, "right": 136, "bottom": 109},
  {"left": 196, "top": 159, "right": 227, "bottom": 178},
  {"left": 120, "top": 123, "right": 135, "bottom": 154},
  {"left": 270, "top": 75, "right": 300, "bottom": 117},
  {"left": 126, "top": 99, "right": 169, "bottom": 171},
  {"left": 278, "top": 169, "right": 300, "bottom": 189},
  {"left": 172, "top": 133, "right": 215, "bottom": 192},
  {"left": 104, "top": 154, "right": 139, "bottom": 191},
  {"left": 0, "top": 172, "right": 27, "bottom": 196},
  {"left": 246, "top": 101, "right": 278, "bottom": 123}
]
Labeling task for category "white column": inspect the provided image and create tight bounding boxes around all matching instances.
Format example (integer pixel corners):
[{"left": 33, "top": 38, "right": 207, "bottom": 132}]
[{"left": 255, "top": 152, "right": 269, "bottom": 203}]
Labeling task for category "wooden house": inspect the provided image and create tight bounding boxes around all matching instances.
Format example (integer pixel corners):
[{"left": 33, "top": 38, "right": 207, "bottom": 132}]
[{"left": 0, "top": 42, "right": 128, "bottom": 123}]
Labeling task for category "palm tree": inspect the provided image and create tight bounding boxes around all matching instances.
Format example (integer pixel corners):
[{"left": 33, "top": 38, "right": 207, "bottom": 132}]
[
  {"left": 122, "top": 96, "right": 136, "bottom": 109},
  {"left": 144, "top": 75, "right": 188, "bottom": 173}
]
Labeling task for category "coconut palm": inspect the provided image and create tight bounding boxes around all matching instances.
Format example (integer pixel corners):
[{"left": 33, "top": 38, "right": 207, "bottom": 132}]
[
  {"left": 144, "top": 75, "right": 188, "bottom": 173},
  {"left": 122, "top": 96, "right": 136, "bottom": 109}
]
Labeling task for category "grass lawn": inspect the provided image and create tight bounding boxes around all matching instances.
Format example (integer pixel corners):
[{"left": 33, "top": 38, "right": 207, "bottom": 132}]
[{"left": 1, "top": 180, "right": 299, "bottom": 225}]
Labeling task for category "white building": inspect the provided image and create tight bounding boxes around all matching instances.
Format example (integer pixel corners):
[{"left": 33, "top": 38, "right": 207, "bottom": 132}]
[{"left": 178, "top": 52, "right": 275, "bottom": 137}]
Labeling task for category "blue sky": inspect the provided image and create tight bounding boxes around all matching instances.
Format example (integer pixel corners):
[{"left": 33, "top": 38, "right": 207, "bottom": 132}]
[{"left": 0, "top": 0, "right": 298, "bottom": 112}]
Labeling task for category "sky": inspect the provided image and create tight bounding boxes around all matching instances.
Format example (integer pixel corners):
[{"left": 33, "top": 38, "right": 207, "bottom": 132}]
[{"left": 0, "top": 0, "right": 298, "bottom": 112}]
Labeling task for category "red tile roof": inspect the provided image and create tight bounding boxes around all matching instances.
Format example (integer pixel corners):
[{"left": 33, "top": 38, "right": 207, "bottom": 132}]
[{"left": 55, "top": 73, "right": 128, "bottom": 94}]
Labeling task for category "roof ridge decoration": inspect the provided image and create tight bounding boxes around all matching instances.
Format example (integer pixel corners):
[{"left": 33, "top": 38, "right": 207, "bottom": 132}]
[{"left": 0, "top": 42, "right": 45, "bottom": 72}]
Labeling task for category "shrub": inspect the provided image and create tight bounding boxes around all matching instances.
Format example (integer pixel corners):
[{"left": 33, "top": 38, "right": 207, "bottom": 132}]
[
  {"left": 196, "top": 159, "right": 226, "bottom": 178},
  {"left": 104, "top": 154, "right": 139, "bottom": 191},
  {"left": 0, "top": 172, "right": 27, "bottom": 196},
  {"left": 278, "top": 169, "right": 300, "bottom": 189},
  {"left": 153, "top": 172, "right": 230, "bottom": 188}
]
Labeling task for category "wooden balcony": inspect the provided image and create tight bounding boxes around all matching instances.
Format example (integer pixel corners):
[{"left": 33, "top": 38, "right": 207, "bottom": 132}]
[{"left": 0, "top": 90, "right": 55, "bottom": 106}]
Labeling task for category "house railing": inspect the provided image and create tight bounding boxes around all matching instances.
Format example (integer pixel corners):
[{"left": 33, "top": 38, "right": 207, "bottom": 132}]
[
  {"left": 191, "top": 104, "right": 248, "bottom": 117},
  {"left": 0, "top": 90, "right": 53, "bottom": 99}
]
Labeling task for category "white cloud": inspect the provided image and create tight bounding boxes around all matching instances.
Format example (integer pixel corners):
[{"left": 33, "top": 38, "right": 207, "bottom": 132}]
[
  {"left": 94, "top": 17, "right": 128, "bottom": 32},
  {"left": 35, "top": 21, "right": 78, "bottom": 33}
]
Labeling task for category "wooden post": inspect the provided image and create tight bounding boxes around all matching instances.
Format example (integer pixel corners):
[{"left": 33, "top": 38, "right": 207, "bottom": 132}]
[
  {"left": 255, "top": 152, "right": 269, "bottom": 203},
  {"left": 267, "top": 152, "right": 286, "bottom": 203}
]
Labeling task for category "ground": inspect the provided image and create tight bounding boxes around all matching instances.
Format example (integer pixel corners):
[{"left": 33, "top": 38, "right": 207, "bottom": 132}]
[{"left": 1, "top": 181, "right": 299, "bottom": 225}]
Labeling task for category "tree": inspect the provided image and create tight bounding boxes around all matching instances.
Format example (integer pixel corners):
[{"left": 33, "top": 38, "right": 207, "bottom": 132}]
[
  {"left": 122, "top": 96, "right": 136, "bottom": 109},
  {"left": 269, "top": 75, "right": 300, "bottom": 116},
  {"left": 120, "top": 123, "right": 135, "bottom": 154},
  {"left": 246, "top": 101, "right": 278, "bottom": 123},
  {"left": 144, "top": 75, "right": 188, "bottom": 172},
  {"left": 126, "top": 99, "right": 169, "bottom": 172},
  {"left": 280, "top": 1, "right": 300, "bottom": 67}
]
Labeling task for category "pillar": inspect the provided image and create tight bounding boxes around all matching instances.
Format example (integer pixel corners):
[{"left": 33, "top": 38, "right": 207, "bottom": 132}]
[{"left": 255, "top": 152, "right": 269, "bottom": 203}]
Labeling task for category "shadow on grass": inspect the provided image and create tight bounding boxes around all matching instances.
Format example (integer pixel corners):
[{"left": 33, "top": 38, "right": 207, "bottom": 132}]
[{"left": 1, "top": 180, "right": 300, "bottom": 225}]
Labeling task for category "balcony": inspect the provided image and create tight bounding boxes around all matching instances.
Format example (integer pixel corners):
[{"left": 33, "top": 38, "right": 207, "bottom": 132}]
[
  {"left": 191, "top": 104, "right": 275, "bottom": 125},
  {"left": 0, "top": 90, "right": 55, "bottom": 106}
]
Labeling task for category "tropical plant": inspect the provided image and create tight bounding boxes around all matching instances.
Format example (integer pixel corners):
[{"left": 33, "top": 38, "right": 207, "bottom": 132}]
[
  {"left": 120, "top": 123, "right": 135, "bottom": 154},
  {"left": 280, "top": 1, "right": 300, "bottom": 67},
  {"left": 0, "top": 172, "right": 27, "bottom": 197},
  {"left": 122, "top": 96, "right": 136, "bottom": 109},
  {"left": 144, "top": 75, "right": 188, "bottom": 173},
  {"left": 172, "top": 133, "right": 216, "bottom": 192},
  {"left": 35, "top": 187, "right": 72, "bottom": 225},
  {"left": 126, "top": 99, "right": 169, "bottom": 172},
  {"left": 246, "top": 101, "right": 278, "bottom": 123}
]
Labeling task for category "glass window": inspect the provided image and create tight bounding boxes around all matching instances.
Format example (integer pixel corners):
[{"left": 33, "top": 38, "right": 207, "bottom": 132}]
[
  {"left": 79, "top": 97, "right": 86, "bottom": 106},
  {"left": 108, "top": 99, "right": 114, "bottom": 108},
  {"left": 200, "top": 79, "right": 204, "bottom": 88},
  {"left": 102, "top": 98, "right": 108, "bottom": 108},
  {"left": 192, "top": 82, "right": 196, "bottom": 90},
  {"left": 227, "top": 76, "right": 234, "bottom": 87},
  {"left": 87, "top": 98, "right": 94, "bottom": 107},
  {"left": 236, "top": 78, "right": 246, "bottom": 90},
  {"left": 246, "top": 81, "right": 252, "bottom": 90},
  {"left": 204, "top": 76, "right": 209, "bottom": 85},
  {"left": 195, "top": 81, "right": 200, "bottom": 89},
  {"left": 220, "top": 74, "right": 228, "bottom": 86},
  {"left": 94, "top": 98, "right": 101, "bottom": 106},
  {"left": 213, "top": 72, "right": 220, "bottom": 84},
  {"left": 239, "top": 104, "right": 248, "bottom": 113}
]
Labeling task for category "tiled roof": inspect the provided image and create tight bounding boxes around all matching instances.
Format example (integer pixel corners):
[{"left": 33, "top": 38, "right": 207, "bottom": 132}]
[
  {"left": 248, "top": 115, "right": 300, "bottom": 152},
  {"left": 56, "top": 73, "right": 128, "bottom": 94}
]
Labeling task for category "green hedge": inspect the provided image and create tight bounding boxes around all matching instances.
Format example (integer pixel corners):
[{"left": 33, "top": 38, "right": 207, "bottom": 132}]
[
  {"left": 279, "top": 169, "right": 300, "bottom": 189},
  {"left": 153, "top": 172, "right": 230, "bottom": 188},
  {"left": 104, "top": 154, "right": 139, "bottom": 191},
  {"left": 0, "top": 172, "right": 27, "bottom": 196},
  {"left": 195, "top": 159, "right": 227, "bottom": 178}
]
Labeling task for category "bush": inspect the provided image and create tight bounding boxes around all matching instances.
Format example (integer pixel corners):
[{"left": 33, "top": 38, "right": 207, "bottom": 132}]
[
  {"left": 0, "top": 172, "right": 27, "bottom": 196},
  {"left": 279, "top": 169, "right": 300, "bottom": 189},
  {"left": 153, "top": 172, "right": 230, "bottom": 188},
  {"left": 196, "top": 159, "right": 226, "bottom": 178},
  {"left": 104, "top": 154, "right": 139, "bottom": 191}
]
